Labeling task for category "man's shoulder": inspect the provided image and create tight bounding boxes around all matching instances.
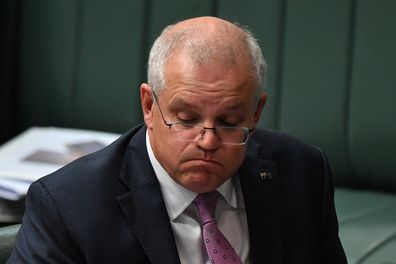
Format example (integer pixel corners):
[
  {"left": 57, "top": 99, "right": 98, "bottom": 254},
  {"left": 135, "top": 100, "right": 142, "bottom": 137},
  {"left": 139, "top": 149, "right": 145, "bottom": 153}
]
[{"left": 250, "top": 128, "right": 323, "bottom": 160}]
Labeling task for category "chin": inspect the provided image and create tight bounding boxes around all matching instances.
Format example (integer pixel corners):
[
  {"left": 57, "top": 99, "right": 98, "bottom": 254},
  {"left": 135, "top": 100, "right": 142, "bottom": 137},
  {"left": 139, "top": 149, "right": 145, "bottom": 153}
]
[{"left": 180, "top": 171, "right": 224, "bottom": 193}]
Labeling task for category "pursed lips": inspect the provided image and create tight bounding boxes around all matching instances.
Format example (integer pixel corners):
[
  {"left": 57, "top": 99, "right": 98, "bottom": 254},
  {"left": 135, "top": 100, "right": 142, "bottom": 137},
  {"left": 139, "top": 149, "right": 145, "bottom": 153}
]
[{"left": 183, "top": 158, "right": 223, "bottom": 167}]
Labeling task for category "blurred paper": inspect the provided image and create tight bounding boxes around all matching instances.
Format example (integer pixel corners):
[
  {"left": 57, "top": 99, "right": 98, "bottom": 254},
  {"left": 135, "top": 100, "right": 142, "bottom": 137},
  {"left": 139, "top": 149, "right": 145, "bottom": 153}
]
[
  {"left": 0, "top": 178, "right": 31, "bottom": 201},
  {"left": 23, "top": 150, "right": 80, "bottom": 165},
  {"left": 0, "top": 127, "right": 120, "bottom": 200}
]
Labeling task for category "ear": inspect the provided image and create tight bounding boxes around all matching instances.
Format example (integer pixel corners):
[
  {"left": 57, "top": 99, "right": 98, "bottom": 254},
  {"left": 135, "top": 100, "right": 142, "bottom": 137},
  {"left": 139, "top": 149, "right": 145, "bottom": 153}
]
[
  {"left": 252, "top": 93, "right": 267, "bottom": 129},
  {"left": 140, "top": 83, "right": 154, "bottom": 130}
]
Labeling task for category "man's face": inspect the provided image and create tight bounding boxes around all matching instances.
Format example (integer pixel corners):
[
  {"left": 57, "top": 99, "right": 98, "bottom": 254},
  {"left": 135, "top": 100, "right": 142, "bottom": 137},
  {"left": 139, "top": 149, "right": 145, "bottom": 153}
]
[{"left": 141, "top": 52, "right": 265, "bottom": 193}]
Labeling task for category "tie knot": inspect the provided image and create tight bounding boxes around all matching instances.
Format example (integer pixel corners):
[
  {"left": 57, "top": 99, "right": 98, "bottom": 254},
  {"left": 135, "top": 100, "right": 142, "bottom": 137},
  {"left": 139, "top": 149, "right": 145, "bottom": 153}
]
[{"left": 193, "top": 191, "right": 219, "bottom": 224}]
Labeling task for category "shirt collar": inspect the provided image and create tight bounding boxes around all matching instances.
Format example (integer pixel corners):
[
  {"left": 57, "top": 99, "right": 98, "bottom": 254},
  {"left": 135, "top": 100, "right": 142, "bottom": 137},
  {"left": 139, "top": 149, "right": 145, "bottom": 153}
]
[{"left": 145, "top": 130, "right": 237, "bottom": 221}]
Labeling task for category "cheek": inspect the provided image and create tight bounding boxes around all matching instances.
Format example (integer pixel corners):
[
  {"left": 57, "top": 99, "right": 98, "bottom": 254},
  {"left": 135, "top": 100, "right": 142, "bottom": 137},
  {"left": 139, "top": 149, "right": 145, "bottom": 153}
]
[
  {"left": 150, "top": 127, "right": 188, "bottom": 173},
  {"left": 222, "top": 147, "right": 246, "bottom": 171}
]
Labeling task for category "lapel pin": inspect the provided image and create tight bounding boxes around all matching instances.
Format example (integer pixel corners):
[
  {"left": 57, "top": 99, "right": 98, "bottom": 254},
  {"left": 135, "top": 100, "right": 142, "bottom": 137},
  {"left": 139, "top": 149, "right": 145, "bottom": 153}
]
[{"left": 260, "top": 171, "right": 272, "bottom": 181}]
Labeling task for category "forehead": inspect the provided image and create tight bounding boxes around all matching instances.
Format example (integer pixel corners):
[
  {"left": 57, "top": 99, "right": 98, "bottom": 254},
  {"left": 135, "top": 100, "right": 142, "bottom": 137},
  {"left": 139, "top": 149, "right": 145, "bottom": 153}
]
[{"left": 159, "top": 51, "right": 257, "bottom": 108}]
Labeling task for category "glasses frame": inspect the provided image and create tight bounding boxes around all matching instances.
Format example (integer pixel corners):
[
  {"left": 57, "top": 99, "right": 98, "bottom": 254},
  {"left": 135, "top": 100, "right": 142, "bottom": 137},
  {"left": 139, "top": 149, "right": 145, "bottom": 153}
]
[{"left": 152, "top": 91, "right": 254, "bottom": 145}]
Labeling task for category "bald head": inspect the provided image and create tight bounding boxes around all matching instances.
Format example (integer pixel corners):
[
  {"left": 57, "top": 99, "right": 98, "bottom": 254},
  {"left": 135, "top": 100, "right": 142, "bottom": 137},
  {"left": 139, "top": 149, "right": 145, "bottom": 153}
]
[
  {"left": 167, "top": 16, "right": 239, "bottom": 36},
  {"left": 147, "top": 16, "right": 267, "bottom": 95},
  {"left": 163, "top": 17, "right": 246, "bottom": 66},
  {"left": 171, "top": 16, "right": 237, "bottom": 31}
]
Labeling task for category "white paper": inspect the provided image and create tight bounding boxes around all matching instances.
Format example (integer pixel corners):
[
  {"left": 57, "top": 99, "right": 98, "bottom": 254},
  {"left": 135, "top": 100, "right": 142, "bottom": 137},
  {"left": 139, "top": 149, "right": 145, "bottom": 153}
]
[
  {"left": 0, "top": 127, "right": 121, "bottom": 200},
  {"left": 0, "top": 178, "right": 31, "bottom": 201}
]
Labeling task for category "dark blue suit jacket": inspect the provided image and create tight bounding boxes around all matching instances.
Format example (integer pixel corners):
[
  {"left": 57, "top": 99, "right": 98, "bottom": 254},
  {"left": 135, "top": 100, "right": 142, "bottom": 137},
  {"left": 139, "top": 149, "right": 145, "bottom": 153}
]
[{"left": 7, "top": 124, "right": 347, "bottom": 263}]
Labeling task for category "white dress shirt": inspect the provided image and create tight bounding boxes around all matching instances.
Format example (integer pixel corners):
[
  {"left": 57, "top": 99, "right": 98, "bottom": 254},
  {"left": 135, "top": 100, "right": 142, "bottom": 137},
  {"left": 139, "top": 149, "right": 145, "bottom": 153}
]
[{"left": 146, "top": 131, "right": 250, "bottom": 264}]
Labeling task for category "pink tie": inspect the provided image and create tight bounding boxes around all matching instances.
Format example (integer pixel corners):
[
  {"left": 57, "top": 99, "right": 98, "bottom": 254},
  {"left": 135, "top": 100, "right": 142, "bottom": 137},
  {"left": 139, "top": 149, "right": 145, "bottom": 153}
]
[{"left": 193, "top": 192, "right": 242, "bottom": 264}]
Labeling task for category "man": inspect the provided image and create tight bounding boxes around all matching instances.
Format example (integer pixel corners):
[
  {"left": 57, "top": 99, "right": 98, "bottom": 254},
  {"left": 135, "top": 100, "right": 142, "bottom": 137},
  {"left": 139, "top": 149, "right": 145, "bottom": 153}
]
[{"left": 8, "top": 16, "right": 347, "bottom": 263}]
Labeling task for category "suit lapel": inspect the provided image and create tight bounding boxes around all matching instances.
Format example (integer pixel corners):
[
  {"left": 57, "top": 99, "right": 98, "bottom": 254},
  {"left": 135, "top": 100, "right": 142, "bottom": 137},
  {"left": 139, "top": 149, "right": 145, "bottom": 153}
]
[
  {"left": 116, "top": 127, "right": 181, "bottom": 264},
  {"left": 239, "top": 139, "right": 283, "bottom": 264}
]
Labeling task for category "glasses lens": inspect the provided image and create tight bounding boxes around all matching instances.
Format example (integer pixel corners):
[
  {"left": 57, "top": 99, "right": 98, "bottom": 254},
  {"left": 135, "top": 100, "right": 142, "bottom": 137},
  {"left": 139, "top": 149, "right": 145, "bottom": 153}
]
[
  {"left": 171, "top": 124, "right": 248, "bottom": 144},
  {"left": 217, "top": 127, "right": 248, "bottom": 144},
  {"left": 171, "top": 124, "right": 201, "bottom": 141}
]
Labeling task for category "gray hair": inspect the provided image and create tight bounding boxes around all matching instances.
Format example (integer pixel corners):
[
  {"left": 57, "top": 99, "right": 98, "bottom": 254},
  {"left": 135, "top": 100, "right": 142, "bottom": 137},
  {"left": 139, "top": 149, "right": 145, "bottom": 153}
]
[{"left": 147, "top": 20, "right": 267, "bottom": 96}]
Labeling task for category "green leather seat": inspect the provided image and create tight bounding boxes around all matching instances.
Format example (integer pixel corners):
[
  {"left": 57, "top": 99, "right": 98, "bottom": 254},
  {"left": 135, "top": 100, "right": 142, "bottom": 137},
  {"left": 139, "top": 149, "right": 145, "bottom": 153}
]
[
  {"left": 272, "top": 1, "right": 396, "bottom": 263},
  {"left": 336, "top": 189, "right": 396, "bottom": 263},
  {"left": 336, "top": 2, "right": 396, "bottom": 263},
  {"left": 0, "top": 224, "right": 20, "bottom": 263}
]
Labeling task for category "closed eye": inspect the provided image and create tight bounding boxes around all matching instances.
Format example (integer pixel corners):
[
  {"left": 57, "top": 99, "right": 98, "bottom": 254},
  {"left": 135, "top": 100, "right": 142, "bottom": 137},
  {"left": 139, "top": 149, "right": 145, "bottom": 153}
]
[
  {"left": 218, "top": 120, "right": 239, "bottom": 127},
  {"left": 178, "top": 117, "right": 199, "bottom": 124}
]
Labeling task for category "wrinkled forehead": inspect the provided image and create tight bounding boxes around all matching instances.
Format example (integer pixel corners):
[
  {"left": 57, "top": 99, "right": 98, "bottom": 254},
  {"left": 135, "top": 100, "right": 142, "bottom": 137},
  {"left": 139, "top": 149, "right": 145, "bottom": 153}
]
[
  {"left": 157, "top": 52, "right": 259, "bottom": 113},
  {"left": 162, "top": 50, "right": 258, "bottom": 95}
]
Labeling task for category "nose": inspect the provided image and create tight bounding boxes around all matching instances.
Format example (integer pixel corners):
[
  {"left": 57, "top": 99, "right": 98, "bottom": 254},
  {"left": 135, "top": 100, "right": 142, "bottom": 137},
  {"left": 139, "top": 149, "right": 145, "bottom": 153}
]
[{"left": 195, "top": 128, "right": 220, "bottom": 150}]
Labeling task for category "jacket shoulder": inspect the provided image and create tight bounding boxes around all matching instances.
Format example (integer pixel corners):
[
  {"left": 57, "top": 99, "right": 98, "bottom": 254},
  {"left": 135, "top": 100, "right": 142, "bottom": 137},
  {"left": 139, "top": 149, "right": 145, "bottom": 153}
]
[
  {"left": 250, "top": 128, "right": 323, "bottom": 160},
  {"left": 36, "top": 124, "right": 145, "bottom": 196}
]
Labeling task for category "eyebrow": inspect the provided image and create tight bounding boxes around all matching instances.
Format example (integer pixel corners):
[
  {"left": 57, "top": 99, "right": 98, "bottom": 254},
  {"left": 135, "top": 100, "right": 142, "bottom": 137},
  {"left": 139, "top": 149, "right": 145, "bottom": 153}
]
[{"left": 168, "top": 98, "right": 194, "bottom": 111}]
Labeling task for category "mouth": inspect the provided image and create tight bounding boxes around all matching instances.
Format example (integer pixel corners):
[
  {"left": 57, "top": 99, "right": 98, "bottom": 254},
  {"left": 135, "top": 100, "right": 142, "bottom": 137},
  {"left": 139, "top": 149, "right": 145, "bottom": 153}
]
[
  {"left": 183, "top": 158, "right": 223, "bottom": 168},
  {"left": 186, "top": 158, "right": 221, "bottom": 165}
]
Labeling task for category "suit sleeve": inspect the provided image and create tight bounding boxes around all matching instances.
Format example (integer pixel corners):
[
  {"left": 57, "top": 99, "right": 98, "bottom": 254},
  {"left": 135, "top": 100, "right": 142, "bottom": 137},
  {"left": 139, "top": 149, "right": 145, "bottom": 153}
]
[
  {"left": 315, "top": 150, "right": 347, "bottom": 264},
  {"left": 6, "top": 180, "right": 82, "bottom": 263}
]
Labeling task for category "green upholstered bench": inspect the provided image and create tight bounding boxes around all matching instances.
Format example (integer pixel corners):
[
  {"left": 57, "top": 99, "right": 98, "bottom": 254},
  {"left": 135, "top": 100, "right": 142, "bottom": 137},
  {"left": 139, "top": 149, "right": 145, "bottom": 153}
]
[
  {"left": 336, "top": 189, "right": 396, "bottom": 263},
  {"left": 267, "top": 1, "right": 396, "bottom": 263},
  {"left": 0, "top": 224, "right": 20, "bottom": 263}
]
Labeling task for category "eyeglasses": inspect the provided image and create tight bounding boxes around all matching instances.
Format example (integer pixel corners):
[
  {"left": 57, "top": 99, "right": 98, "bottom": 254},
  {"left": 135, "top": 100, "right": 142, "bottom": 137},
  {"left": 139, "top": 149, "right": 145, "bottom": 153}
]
[{"left": 152, "top": 91, "right": 253, "bottom": 145}]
